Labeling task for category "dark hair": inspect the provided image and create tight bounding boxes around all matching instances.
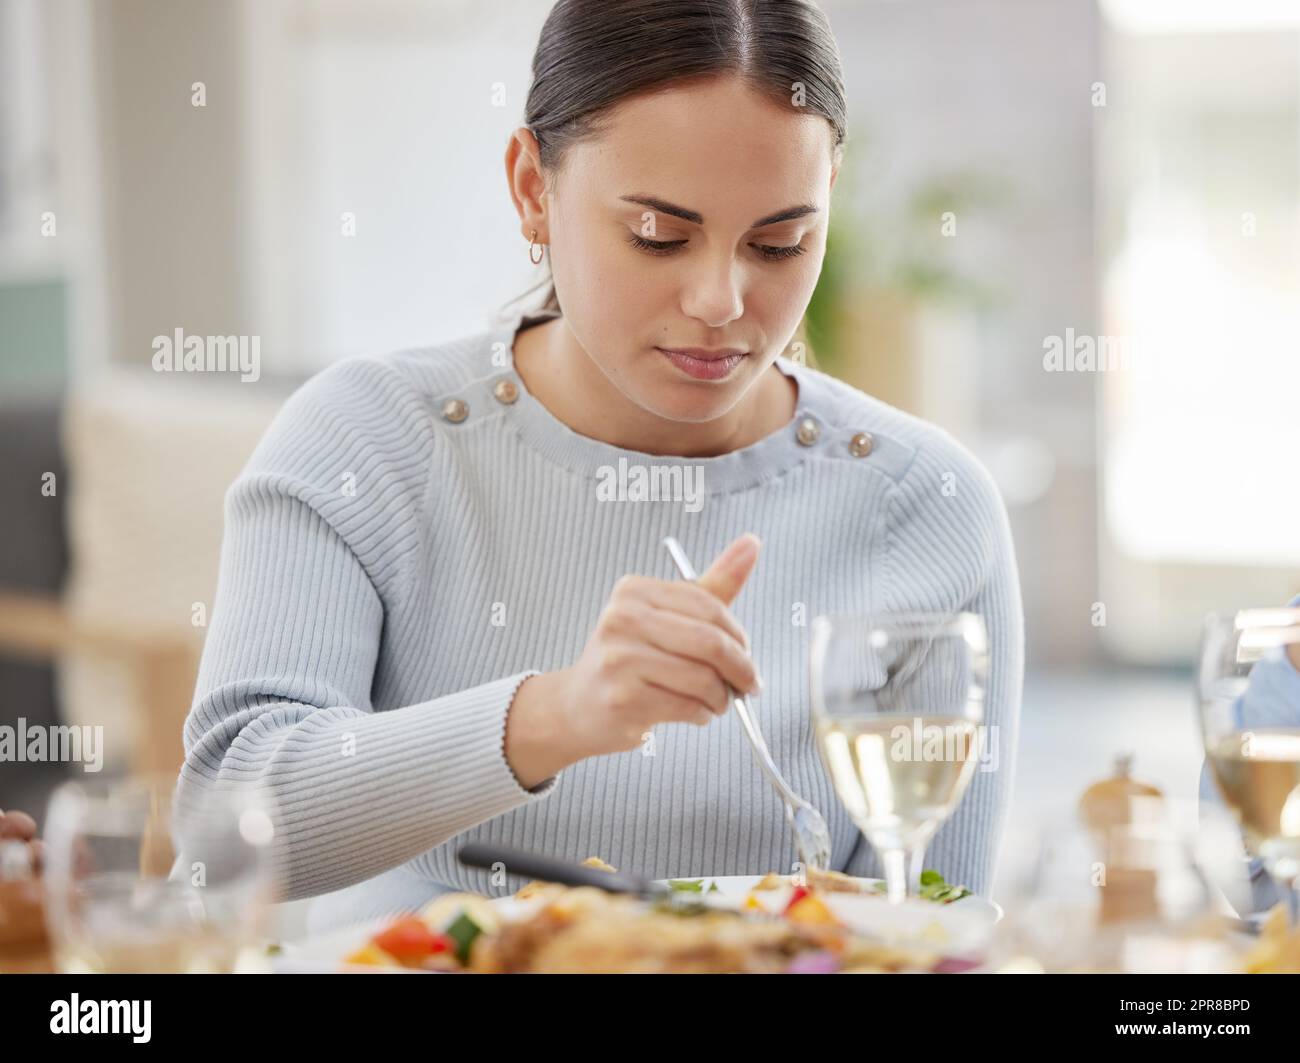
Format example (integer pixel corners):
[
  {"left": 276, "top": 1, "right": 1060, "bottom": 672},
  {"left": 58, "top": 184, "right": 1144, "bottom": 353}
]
[{"left": 503, "top": 0, "right": 847, "bottom": 320}]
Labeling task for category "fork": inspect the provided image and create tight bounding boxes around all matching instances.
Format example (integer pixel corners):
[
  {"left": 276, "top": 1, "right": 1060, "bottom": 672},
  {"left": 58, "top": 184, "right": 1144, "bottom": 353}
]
[{"left": 661, "top": 536, "right": 833, "bottom": 872}]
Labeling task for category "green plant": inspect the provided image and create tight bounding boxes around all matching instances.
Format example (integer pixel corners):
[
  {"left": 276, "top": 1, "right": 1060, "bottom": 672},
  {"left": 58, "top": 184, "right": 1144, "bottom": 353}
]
[{"left": 803, "top": 130, "right": 1011, "bottom": 374}]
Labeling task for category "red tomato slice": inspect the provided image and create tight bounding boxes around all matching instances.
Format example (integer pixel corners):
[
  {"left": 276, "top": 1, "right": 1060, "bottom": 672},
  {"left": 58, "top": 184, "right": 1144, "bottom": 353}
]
[{"left": 373, "top": 917, "right": 454, "bottom": 962}]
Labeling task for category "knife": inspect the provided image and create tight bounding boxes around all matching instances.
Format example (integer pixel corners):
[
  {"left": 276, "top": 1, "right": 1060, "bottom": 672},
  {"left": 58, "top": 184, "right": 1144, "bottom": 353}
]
[{"left": 457, "top": 842, "right": 682, "bottom": 904}]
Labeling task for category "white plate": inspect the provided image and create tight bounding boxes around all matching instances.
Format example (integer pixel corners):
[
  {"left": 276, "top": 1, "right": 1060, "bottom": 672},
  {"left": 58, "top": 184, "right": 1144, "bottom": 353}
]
[
  {"left": 660, "top": 875, "right": 1000, "bottom": 955},
  {"left": 279, "top": 873, "right": 1000, "bottom": 971}
]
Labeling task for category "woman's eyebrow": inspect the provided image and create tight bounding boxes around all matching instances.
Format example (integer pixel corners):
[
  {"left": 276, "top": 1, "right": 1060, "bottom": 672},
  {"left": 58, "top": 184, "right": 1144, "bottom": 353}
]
[{"left": 619, "top": 194, "right": 819, "bottom": 229}]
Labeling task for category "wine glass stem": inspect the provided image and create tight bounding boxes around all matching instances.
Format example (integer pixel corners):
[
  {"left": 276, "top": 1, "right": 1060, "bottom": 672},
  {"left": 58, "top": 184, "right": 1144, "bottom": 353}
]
[
  {"left": 908, "top": 845, "right": 927, "bottom": 895},
  {"left": 883, "top": 848, "right": 913, "bottom": 904}
]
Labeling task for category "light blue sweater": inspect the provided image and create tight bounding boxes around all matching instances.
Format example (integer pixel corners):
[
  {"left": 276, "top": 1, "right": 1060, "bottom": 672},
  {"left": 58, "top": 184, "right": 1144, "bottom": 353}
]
[{"left": 180, "top": 308, "right": 1024, "bottom": 933}]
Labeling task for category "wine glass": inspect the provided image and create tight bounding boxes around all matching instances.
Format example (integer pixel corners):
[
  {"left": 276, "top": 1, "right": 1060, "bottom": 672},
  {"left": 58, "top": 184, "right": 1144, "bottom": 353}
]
[
  {"left": 43, "top": 773, "right": 277, "bottom": 973},
  {"left": 810, "top": 611, "right": 987, "bottom": 904},
  {"left": 1197, "top": 608, "right": 1300, "bottom": 924}
]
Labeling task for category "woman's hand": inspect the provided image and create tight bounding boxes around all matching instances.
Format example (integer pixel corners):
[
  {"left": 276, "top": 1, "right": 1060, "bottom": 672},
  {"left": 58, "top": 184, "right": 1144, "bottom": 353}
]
[
  {"left": 0, "top": 809, "right": 43, "bottom": 876},
  {"left": 506, "top": 534, "right": 762, "bottom": 787}
]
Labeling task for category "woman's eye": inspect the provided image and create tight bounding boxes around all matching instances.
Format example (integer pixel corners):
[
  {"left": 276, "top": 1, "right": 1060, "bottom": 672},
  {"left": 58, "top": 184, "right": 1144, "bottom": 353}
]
[
  {"left": 625, "top": 233, "right": 809, "bottom": 261},
  {"left": 627, "top": 233, "right": 685, "bottom": 256},
  {"left": 753, "top": 242, "right": 808, "bottom": 261}
]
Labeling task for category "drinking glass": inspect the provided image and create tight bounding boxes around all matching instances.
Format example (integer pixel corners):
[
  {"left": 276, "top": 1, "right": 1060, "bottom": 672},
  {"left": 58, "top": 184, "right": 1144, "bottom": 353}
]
[
  {"left": 1197, "top": 608, "right": 1300, "bottom": 924},
  {"left": 43, "top": 773, "right": 276, "bottom": 973},
  {"left": 810, "top": 611, "right": 987, "bottom": 903}
]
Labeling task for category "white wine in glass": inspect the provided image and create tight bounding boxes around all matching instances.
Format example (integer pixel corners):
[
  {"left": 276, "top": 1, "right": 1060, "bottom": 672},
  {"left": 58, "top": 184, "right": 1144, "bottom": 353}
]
[
  {"left": 810, "top": 612, "right": 987, "bottom": 904},
  {"left": 1198, "top": 609, "right": 1300, "bottom": 922}
]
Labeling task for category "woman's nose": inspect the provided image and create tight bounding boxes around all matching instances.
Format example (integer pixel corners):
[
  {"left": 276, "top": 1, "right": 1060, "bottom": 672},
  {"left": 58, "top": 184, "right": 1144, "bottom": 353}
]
[{"left": 679, "top": 255, "right": 745, "bottom": 328}]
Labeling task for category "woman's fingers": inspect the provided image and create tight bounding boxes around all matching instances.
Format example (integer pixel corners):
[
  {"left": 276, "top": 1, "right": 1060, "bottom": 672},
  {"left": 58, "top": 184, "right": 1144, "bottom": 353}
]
[
  {"left": 640, "top": 579, "right": 752, "bottom": 651},
  {"left": 640, "top": 676, "right": 726, "bottom": 726},
  {"left": 630, "top": 645, "right": 732, "bottom": 717},
  {"left": 0, "top": 810, "right": 37, "bottom": 841},
  {"left": 638, "top": 605, "right": 759, "bottom": 695},
  {"left": 695, "top": 533, "right": 761, "bottom": 606},
  {"left": 0, "top": 811, "right": 42, "bottom": 877},
  {"left": 579, "top": 552, "right": 763, "bottom": 757}
]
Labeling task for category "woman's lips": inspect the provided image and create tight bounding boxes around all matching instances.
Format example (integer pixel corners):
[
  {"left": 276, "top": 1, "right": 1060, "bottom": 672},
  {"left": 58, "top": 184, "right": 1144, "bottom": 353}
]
[{"left": 655, "top": 346, "right": 748, "bottom": 381}]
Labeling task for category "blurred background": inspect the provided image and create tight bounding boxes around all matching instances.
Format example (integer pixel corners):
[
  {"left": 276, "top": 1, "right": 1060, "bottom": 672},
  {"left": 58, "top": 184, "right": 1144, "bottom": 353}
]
[{"left": 1, "top": 0, "right": 1298, "bottom": 899}]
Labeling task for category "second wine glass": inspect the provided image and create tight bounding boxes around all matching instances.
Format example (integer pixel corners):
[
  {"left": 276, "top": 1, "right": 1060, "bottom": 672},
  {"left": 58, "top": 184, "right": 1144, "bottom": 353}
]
[{"left": 1197, "top": 608, "right": 1300, "bottom": 924}]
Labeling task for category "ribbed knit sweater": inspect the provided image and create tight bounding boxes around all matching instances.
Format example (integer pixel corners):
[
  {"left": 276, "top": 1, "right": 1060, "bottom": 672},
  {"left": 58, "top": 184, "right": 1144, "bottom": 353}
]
[{"left": 180, "top": 308, "right": 1024, "bottom": 934}]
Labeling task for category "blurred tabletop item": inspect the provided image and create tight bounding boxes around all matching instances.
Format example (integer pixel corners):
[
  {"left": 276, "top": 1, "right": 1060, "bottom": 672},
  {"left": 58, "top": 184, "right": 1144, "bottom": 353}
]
[{"left": 0, "top": 840, "right": 54, "bottom": 973}]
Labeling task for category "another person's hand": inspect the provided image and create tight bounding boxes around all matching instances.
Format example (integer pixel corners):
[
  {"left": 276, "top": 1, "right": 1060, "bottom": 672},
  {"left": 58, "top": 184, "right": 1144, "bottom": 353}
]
[
  {"left": 506, "top": 534, "right": 763, "bottom": 787},
  {"left": 0, "top": 808, "right": 43, "bottom": 876}
]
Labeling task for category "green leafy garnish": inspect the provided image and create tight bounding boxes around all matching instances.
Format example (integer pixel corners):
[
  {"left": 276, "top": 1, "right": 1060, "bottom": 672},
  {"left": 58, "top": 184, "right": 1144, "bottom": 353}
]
[
  {"left": 868, "top": 870, "right": 971, "bottom": 903},
  {"left": 667, "top": 878, "right": 717, "bottom": 893},
  {"left": 666, "top": 878, "right": 723, "bottom": 895},
  {"left": 444, "top": 911, "right": 485, "bottom": 964},
  {"left": 918, "top": 869, "right": 972, "bottom": 903},
  {"left": 661, "top": 878, "right": 720, "bottom": 913}
]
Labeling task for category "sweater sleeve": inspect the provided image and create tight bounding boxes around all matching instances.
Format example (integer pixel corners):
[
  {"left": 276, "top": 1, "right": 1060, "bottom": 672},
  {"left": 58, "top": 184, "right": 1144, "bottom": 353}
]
[
  {"left": 178, "top": 356, "right": 561, "bottom": 901},
  {"left": 841, "top": 430, "right": 1024, "bottom": 899}
]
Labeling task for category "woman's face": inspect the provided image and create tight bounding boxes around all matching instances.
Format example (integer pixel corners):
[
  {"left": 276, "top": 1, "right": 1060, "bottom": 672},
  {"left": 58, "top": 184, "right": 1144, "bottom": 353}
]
[{"left": 532, "top": 76, "right": 838, "bottom": 425}]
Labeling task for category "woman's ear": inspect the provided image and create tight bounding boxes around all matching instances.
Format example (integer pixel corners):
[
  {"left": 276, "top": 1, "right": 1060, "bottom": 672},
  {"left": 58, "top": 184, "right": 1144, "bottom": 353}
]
[{"left": 505, "top": 127, "right": 549, "bottom": 244}]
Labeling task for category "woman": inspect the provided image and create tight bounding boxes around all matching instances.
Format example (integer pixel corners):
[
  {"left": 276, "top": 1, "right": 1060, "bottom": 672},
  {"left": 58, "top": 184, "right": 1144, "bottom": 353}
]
[{"left": 181, "top": 0, "right": 1023, "bottom": 933}]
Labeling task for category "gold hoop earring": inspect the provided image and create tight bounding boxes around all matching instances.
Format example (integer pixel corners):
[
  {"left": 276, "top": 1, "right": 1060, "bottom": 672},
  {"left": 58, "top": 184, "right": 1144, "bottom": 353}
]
[{"left": 528, "top": 229, "right": 545, "bottom": 265}]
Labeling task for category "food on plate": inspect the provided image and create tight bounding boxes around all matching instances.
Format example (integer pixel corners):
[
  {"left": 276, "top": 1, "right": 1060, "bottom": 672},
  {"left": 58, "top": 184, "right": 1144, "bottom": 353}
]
[
  {"left": 472, "top": 887, "right": 941, "bottom": 974},
  {"left": 664, "top": 877, "right": 721, "bottom": 893},
  {"left": 751, "top": 866, "right": 972, "bottom": 903},
  {"left": 339, "top": 856, "right": 981, "bottom": 974},
  {"left": 342, "top": 891, "right": 500, "bottom": 971}
]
